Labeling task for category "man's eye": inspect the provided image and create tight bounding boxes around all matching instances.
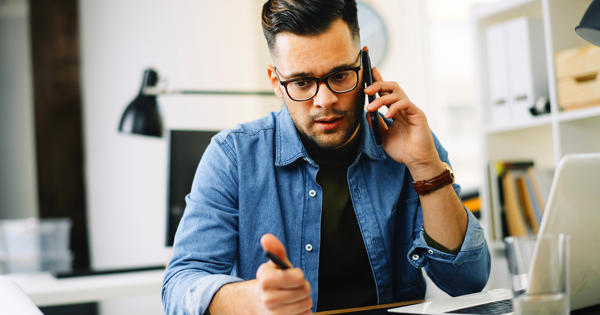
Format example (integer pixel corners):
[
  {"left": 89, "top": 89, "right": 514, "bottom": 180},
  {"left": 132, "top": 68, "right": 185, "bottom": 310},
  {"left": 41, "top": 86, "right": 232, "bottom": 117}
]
[
  {"left": 331, "top": 71, "right": 349, "bottom": 81},
  {"left": 291, "top": 79, "right": 311, "bottom": 89}
]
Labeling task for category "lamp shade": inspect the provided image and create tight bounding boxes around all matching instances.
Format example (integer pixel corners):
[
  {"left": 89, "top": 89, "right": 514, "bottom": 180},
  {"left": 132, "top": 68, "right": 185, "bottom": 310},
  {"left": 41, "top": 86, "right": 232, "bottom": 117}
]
[
  {"left": 575, "top": 0, "right": 600, "bottom": 46},
  {"left": 118, "top": 68, "right": 163, "bottom": 137}
]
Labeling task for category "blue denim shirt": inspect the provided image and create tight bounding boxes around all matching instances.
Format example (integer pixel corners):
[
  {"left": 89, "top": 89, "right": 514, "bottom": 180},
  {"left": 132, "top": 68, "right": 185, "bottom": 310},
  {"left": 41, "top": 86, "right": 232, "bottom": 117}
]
[{"left": 162, "top": 106, "right": 490, "bottom": 314}]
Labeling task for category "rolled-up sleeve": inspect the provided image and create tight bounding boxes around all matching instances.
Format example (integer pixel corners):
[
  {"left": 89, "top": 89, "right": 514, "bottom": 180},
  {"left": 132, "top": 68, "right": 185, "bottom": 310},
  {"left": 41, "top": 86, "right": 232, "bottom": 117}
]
[
  {"left": 407, "top": 205, "right": 491, "bottom": 296},
  {"left": 162, "top": 135, "right": 243, "bottom": 314}
]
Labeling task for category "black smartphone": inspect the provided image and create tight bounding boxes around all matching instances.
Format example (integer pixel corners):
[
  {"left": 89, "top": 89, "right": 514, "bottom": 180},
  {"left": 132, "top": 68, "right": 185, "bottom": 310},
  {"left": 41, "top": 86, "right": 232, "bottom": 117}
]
[{"left": 362, "top": 50, "right": 383, "bottom": 145}]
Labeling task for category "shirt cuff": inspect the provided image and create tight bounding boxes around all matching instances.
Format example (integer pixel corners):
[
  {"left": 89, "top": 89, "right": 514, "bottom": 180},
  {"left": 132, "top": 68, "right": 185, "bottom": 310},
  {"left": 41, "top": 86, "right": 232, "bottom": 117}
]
[
  {"left": 184, "top": 274, "right": 243, "bottom": 315},
  {"left": 423, "top": 230, "right": 461, "bottom": 255},
  {"left": 407, "top": 207, "right": 486, "bottom": 268}
]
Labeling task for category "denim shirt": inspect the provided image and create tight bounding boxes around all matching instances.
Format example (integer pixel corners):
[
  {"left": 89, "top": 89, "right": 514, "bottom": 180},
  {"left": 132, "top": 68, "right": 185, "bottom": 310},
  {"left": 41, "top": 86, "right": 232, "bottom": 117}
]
[{"left": 162, "top": 106, "right": 490, "bottom": 314}]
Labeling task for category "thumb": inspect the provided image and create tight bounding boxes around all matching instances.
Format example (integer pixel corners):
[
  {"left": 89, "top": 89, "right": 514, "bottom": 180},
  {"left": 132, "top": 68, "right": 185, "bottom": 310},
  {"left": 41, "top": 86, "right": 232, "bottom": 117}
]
[{"left": 261, "top": 233, "right": 292, "bottom": 268}]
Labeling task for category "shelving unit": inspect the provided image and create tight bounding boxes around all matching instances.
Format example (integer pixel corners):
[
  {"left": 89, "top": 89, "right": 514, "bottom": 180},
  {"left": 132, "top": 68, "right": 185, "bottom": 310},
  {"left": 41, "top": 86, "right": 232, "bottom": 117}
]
[{"left": 471, "top": 0, "right": 596, "bottom": 289}]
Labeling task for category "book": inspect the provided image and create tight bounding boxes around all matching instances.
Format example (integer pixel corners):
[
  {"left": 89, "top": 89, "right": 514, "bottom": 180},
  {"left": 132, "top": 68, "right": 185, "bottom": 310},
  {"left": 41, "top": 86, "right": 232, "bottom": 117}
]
[
  {"left": 489, "top": 161, "right": 535, "bottom": 239},
  {"left": 488, "top": 160, "right": 534, "bottom": 240},
  {"left": 527, "top": 167, "right": 554, "bottom": 212},
  {"left": 524, "top": 169, "right": 543, "bottom": 223},
  {"left": 515, "top": 171, "right": 539, "bottom": 233},
  {"left": 502, "top": 170, "right": 531, "bottom": 236}
]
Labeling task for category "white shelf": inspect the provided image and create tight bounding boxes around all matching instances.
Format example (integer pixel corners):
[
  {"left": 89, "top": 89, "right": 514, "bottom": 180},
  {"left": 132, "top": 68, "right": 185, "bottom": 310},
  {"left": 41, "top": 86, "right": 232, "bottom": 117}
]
[
  {"left": 473, "top": 0, "right": 596, "bottom": 253},
  {"left": 484, "top": 114, "right": 552, "bottom": 135},
  {"left": 490, "top": 240, "right": 506, "bottom": 252},
  {"left": 6, "top": 270, "right": 164, "bottom": 307},
  {"left": 557, "top": 106, "right": 600, "bottom": 123}
]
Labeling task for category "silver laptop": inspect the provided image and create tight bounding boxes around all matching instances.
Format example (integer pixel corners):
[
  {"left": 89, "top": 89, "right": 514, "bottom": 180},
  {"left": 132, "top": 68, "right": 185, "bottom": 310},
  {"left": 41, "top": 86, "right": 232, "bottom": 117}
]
[{"left": 389, "top": 153, "right": 600, "bottom": 314}]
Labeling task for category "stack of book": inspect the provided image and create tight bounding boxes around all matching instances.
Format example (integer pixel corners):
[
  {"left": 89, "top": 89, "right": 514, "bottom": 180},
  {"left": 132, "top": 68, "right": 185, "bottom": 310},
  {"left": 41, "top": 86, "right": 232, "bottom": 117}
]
[{"left": 488, "top": 161, "right": 554, "bottom": 240}]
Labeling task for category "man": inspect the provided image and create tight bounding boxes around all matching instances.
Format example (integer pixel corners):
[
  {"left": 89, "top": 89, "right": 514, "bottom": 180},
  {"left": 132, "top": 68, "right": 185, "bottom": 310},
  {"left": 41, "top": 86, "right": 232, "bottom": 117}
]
[{"left": 162, "top": 1, "right": 490, "bottom": 314}]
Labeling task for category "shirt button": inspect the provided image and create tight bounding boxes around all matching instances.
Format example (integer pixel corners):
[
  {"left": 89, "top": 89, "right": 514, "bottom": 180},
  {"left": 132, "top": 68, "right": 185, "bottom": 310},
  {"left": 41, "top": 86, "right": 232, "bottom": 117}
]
[
  {"left": 411, "top": 254, "right": 420, "bottom": 261},
  {"left": 305, "top": 244, "right": 313, "bottom": 252},
  {"left": 428, "top": 249, "right": 434, "bottom": 255},
  {"left": 308, "top": 190, "right": 317, "bottom": 197}
]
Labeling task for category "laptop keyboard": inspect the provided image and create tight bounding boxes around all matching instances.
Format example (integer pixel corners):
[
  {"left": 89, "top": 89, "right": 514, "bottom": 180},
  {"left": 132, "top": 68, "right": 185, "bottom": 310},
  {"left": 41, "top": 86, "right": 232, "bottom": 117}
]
[{"left": 449, "top": 298, "right": 513, "bottom": 314}]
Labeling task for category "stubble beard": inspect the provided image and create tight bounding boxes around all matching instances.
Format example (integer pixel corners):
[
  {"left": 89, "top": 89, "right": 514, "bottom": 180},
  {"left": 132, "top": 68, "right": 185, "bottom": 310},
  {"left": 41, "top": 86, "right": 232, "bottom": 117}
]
[{"left": 297, "top": 91, "right": 365, "bottom": 149}]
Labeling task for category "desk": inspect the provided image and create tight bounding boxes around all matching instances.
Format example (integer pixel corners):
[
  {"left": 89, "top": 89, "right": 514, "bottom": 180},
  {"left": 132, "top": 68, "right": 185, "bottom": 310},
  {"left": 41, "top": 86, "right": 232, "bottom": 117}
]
[
  {"left": 315, "top": 300, "right": 423, "bottom": 314},
  {"left": 5, "top": 269, "right": 164, "bottom": 307}
]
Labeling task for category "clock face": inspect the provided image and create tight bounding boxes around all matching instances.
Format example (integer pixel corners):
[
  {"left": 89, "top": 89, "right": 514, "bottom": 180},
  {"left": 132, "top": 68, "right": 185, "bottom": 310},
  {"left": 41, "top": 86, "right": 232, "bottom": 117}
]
[{"left": 357, "top": 2, "right": 389, "bottom": 67}]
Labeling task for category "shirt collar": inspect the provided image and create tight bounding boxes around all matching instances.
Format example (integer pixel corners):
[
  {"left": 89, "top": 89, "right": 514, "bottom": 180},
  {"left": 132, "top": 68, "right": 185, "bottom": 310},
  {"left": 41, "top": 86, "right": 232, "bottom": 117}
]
[
  {"left": 274, "top": 107, "right": 387, "bottom": 167},
  {"left": 357, "top": 111, "right": 388, "bottom": 161}
]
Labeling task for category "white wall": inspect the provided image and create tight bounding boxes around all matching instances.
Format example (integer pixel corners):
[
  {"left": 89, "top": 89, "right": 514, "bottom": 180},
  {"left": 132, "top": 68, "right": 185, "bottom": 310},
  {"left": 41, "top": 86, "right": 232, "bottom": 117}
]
[
  {"left": 79, "top": 0, "right": 286, "bottom": 270},
  {"left": 0, "top": 0, "right": 39, "bottom": 220},
  {"left": 79, "top": 1, "right": 281, "bottom": 313}
]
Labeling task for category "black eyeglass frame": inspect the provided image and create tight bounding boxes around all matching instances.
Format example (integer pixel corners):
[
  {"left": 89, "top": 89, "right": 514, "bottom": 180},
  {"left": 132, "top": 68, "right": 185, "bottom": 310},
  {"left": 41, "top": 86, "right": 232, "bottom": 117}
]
[{"left": 274, "top": 51, "right": 363, "bottom": 101}]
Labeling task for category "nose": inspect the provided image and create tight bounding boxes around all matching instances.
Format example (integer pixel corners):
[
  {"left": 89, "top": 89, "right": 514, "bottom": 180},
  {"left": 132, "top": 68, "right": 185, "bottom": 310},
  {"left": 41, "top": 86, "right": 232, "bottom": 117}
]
[{"left": 312, "top": 81, "right": 338, "bottom": 109}]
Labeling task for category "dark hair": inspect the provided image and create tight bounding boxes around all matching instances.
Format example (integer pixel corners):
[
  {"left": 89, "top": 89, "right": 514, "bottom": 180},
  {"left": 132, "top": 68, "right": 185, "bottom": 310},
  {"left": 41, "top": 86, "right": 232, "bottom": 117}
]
[{"left": 261, "top": 0, "right": 360, "bottom": 51}]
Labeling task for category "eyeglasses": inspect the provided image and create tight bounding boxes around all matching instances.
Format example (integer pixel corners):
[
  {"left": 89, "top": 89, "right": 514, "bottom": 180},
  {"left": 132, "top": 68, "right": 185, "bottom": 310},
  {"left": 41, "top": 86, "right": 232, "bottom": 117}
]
[{"left": 274, "top": 51, "right": 362, "bottom": 101}]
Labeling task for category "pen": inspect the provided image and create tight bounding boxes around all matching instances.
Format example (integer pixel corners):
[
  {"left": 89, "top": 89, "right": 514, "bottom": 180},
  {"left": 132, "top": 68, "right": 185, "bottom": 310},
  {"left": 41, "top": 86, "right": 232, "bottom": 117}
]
[{"left": 265, "top": 251, "right": 290, "bottom": 270}]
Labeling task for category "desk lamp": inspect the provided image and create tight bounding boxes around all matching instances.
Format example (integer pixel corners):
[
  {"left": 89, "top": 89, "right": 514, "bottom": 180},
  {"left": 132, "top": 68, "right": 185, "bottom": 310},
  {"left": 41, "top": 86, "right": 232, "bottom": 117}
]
[
  {"left": 118, "top": 68, "right": 275, "bottom": 137},
  {"left": 576, "top": 0, "right": 600, "bottom": 46}
]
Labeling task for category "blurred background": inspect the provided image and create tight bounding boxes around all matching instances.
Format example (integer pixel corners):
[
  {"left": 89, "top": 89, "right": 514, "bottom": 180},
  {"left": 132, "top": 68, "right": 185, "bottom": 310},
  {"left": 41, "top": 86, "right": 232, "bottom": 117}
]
[{"left": 5, "top": 0, "right": 596, "bottom": 314}]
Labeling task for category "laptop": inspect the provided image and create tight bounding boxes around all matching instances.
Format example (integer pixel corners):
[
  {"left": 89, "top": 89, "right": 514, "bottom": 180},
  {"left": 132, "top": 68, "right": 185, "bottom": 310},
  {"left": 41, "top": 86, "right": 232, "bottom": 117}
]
[
  {"left": 0, "top": 276, "right": 42, "bottom": 314},
  {"left": 389, "top": 153, "right": 600, "bottom": 314}
]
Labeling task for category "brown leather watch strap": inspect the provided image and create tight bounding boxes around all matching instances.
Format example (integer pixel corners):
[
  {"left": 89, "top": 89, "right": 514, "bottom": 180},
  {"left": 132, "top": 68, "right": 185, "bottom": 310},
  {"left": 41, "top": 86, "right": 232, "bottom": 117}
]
[{"left": 412, "top": 165, "right": 454, "bottom": 195}]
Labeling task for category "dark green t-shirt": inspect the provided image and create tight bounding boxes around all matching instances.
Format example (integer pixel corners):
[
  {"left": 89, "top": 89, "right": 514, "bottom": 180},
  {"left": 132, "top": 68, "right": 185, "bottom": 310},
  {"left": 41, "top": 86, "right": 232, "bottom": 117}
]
[{"left": 299, "top": 126, "right": 378, "bottom": 311}]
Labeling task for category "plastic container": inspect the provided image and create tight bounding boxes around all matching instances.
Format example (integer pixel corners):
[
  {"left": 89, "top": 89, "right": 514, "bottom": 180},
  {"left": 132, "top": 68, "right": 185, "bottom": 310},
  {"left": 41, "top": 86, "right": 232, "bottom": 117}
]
[{"left": 0, "top": 218, "right": 72, "bottom": 274}]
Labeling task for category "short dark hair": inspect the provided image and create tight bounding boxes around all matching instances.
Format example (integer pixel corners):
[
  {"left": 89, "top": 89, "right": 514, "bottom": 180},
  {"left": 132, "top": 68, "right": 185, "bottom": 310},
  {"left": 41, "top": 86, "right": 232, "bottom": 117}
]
[{"left": 261, "top": 0, "right": 360, "bottom": 51}]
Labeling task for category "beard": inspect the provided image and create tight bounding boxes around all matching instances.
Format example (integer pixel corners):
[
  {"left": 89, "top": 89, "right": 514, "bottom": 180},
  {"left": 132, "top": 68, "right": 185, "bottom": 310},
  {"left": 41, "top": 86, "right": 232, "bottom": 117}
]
[{"left": 296, "top": 91, "right": 365, "bottom": 149}]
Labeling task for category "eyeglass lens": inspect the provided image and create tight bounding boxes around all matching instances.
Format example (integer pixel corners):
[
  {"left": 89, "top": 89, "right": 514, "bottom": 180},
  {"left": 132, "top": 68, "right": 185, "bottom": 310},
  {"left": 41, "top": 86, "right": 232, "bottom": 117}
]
[{"left": 286, "top": 70, "right": 358, "bottom": 101}]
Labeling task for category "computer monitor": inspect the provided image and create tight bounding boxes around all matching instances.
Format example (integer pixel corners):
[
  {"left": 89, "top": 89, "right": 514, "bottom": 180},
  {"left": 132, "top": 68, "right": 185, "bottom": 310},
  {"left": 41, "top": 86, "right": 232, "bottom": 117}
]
[{"left": 166, "top": 129, "right": 219, "bottom": 246}]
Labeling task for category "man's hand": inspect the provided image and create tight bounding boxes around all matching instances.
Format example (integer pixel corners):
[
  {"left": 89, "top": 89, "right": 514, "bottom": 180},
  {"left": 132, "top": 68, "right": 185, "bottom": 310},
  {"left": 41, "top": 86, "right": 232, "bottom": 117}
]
[
  {"left": 364, "top": 67, "right": 443, "bottom": 180},
  {"left": 256, "top": 234, "right": 313, "bottom": 315},
  {"left": 208, "top": 234, "right": 312, "bottom": 315},
  {"left": 363, "top": 67, "right": 467, "bottom": 249}
]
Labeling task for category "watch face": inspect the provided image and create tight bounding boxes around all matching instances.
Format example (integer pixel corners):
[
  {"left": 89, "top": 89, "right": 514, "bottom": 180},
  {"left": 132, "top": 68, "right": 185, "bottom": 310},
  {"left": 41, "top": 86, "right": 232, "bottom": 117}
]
[
  {"left": 442, "top": 162, "right": 455, "bottom": 182},
  {"left": 357, "top": 2, "right": 388, "bottom": 67}
]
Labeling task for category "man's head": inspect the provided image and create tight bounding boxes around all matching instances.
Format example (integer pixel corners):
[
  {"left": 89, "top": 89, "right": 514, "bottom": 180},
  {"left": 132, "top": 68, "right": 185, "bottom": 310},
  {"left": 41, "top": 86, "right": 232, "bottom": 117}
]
[{"left": 262, "top": 0, "right": 365, "bottom": 149}]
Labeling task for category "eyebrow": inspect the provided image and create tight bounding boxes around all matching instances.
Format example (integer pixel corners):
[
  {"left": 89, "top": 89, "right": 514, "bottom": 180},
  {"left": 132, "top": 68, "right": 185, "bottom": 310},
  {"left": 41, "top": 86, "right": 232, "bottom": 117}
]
[{"left": 282, "top": 55, "right": 360, "bottom": 80}]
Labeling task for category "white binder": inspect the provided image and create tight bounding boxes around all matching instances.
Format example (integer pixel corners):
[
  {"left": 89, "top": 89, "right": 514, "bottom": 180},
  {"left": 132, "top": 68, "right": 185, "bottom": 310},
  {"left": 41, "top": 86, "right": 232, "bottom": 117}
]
[
  {"left": 485, "top": 17, "right": 548, "bottom": 127},
  {"left": 505, "top": 17, "right": 548, "bottom": 124},
  {"left": 486, "top": 23, "right": 511, "bottom": 126}
]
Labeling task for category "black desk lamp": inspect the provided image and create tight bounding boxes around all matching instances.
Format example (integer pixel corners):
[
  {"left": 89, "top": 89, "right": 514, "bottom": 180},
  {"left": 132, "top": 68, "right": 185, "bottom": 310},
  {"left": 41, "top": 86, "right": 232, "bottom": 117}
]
[
  {"left": 576, "top": 0, "right": 600, "bottom": 46},
  {"left": 118, "top": 68, "right": 275, "bottom": 137},
  {"left": 118, "top": 69, "right": 163, "bottom": 137}
]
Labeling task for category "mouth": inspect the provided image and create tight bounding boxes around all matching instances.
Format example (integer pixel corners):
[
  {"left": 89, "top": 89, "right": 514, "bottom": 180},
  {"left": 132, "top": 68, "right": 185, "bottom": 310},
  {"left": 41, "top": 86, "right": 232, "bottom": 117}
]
[
  {"left": 314, "top": 116, "right": 344, "bottom": 131},
  {"left": 315, "top": 116, "right": 342, "bottom": 123}
]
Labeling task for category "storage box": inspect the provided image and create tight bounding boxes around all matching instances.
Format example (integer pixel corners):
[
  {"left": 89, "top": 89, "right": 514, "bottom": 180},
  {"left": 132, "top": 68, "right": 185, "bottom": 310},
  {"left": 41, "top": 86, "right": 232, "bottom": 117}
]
[
  {"left": 555, "top": 45, "right": 600, "bottom": 110},
  {"left": 0, "top": 218, "right": 72, "bottom": 274}
]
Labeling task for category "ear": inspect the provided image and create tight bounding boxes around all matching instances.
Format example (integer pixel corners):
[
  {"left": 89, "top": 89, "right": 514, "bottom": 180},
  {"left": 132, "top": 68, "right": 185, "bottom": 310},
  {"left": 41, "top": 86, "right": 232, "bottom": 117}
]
[{"left": 267, "top": 65, "right": 284, "bottom": 98}]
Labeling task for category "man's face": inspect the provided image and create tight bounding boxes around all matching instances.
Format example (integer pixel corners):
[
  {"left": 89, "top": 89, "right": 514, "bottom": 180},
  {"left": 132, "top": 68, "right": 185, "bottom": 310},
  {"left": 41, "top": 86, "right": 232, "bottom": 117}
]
[{"left": 267, "top": 19, "right": 364, "bottom": 149}]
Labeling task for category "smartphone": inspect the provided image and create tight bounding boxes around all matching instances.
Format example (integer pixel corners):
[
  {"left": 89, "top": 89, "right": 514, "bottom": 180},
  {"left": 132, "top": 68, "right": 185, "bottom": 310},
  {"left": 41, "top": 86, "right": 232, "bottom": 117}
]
[{"left": 362, "top": 50, "right": 383, "bottom": 145}]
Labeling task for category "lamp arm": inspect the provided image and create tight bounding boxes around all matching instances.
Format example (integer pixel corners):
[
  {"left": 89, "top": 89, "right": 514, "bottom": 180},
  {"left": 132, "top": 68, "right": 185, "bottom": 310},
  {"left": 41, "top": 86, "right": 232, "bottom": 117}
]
[{"left": 143, "top": 87, "right": 275, "bottom": 96}]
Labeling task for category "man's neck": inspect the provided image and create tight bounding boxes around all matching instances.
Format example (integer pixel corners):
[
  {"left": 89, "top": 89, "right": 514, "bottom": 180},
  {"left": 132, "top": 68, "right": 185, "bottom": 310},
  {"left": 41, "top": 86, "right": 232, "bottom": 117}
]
[{"left": 298, "top": 123, "right": 361, "bottom": 166}]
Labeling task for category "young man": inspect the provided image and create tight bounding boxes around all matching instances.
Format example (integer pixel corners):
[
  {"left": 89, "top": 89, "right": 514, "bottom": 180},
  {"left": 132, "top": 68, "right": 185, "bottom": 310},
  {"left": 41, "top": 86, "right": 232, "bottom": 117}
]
[{"left": 162, "top": 1, "right": 490, "bottom": 314}]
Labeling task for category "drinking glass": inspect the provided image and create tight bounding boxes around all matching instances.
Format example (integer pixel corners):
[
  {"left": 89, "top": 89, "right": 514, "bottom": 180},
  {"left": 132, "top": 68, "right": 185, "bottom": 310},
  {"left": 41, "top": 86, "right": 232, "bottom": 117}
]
[{"left": 504, "top": 234, "right": 570, "bottom": 315}]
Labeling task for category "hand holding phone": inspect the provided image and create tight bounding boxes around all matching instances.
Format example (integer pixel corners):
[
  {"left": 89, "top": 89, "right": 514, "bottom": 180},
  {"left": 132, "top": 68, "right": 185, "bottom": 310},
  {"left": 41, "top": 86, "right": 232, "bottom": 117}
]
[{"left": 362, "top": 49, "right": 383, "bottom": 145}]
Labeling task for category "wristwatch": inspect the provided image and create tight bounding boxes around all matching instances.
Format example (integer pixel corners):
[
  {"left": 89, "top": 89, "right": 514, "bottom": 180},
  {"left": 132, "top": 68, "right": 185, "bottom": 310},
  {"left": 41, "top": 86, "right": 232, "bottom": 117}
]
[{"left": 412, "top": 162, "right": 454, "bottom": 195}]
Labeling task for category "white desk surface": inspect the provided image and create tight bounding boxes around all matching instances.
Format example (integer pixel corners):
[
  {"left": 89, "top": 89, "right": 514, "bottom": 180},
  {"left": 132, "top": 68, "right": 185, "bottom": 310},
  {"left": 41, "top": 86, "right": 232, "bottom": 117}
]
[{"left": 5, "top": 269, "right": 164, "bottom": 307}]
